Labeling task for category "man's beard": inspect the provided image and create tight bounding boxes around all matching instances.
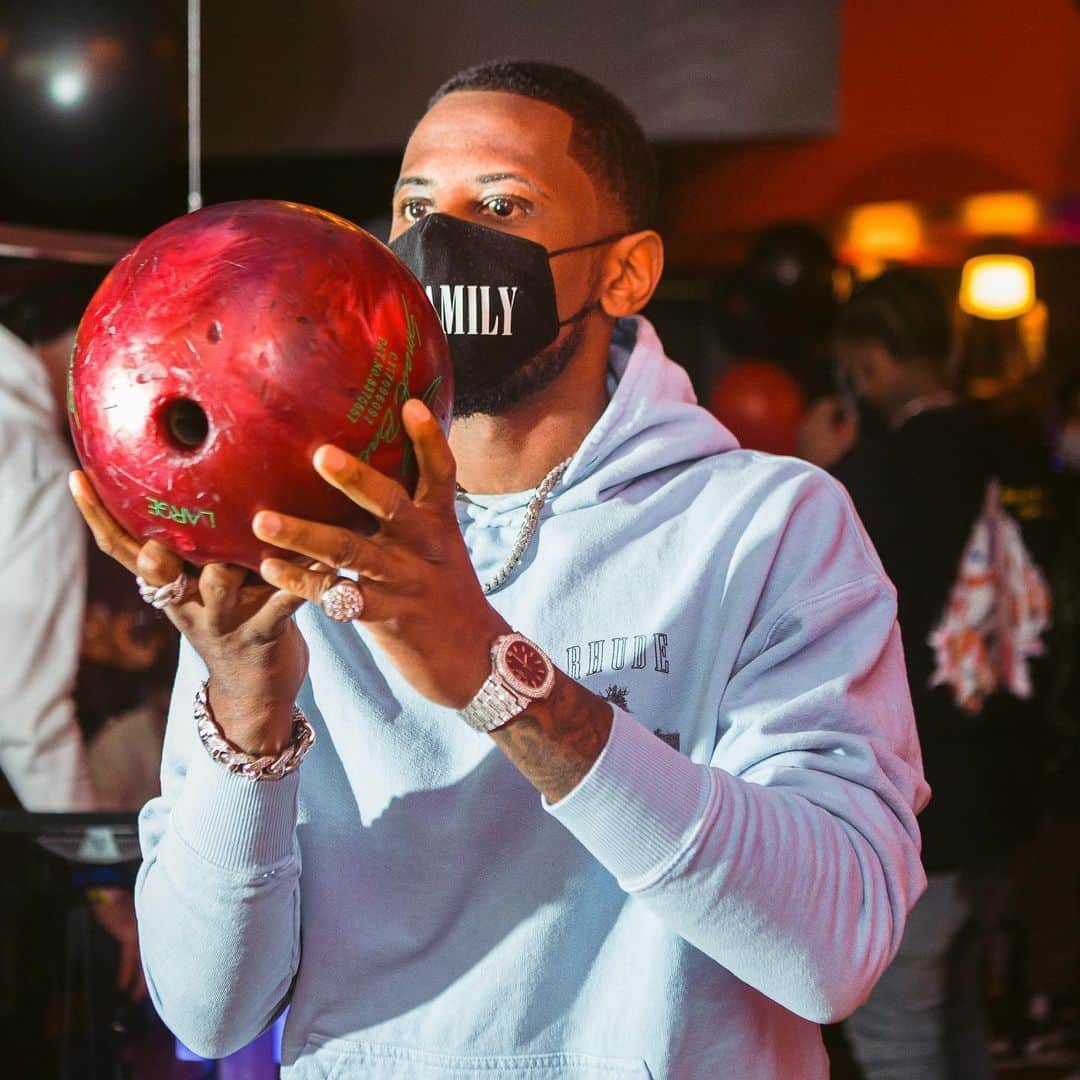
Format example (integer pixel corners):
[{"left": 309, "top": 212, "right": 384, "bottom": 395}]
[{"left": 451, "top": 317, "right": 588, "bottom": 419}]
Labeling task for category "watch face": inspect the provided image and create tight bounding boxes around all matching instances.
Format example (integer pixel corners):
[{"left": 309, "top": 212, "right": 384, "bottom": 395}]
[{"left": 498, "top": 635, "right": 555, "bottom": 700}]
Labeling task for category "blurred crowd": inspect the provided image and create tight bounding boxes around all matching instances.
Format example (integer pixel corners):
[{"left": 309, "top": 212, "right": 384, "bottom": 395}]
[{"left": 701, "top": 227, "right": 1080, "bottom": 1077}]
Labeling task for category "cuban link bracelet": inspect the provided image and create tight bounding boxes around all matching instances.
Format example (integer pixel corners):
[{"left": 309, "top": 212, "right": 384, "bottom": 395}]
[
  {"left": 472, "top": 456, "right": 572, "bottom": 595},
  {"left": 195, "top": 680, "right": 315, "bottom": 781}
]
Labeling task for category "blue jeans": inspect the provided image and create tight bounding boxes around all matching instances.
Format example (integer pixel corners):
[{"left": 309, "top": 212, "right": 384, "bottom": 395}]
[{"left": 845, "top": 872, "right": 994, "bottom": 1079}]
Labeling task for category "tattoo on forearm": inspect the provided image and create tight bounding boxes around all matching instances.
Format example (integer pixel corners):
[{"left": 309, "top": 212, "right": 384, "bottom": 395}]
[{"left": 490, "top": 673, "right": 613, "bottom": 803}]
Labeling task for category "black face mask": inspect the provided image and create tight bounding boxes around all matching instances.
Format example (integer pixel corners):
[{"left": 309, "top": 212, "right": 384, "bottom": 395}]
[{"left": 389, "top": 213, "right": 621, "bottom": 414}]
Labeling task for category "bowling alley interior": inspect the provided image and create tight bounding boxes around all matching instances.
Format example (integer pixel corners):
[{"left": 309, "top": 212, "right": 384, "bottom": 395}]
[{"left": 1, "top": 2, "right": 1079, "bottom": 1078}]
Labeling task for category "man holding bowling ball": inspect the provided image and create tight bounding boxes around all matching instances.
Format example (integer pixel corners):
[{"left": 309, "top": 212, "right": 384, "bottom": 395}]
[{"left": 72, "top": 62, "right": 928, "bottom": 1077}]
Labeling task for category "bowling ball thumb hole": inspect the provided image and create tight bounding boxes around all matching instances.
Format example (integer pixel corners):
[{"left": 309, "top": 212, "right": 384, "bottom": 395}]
[{"left": 160, "top": 398, "right": 210, "bottom": 451}]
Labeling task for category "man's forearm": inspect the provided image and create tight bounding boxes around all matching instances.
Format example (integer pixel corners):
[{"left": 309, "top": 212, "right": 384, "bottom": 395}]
[
  {"left": 137, "top": 746, "right": 301, "bottom": 1057},
  {"left": 207, "top": 678, "right": 297, "bottom": 755},
  {"left": 489, "top": 672, "right": 613, "bottom": 803}
]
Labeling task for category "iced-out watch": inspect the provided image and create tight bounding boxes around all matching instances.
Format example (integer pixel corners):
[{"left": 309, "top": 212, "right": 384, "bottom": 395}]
[{"left": 459, "top": 632, "right": 556, "bottom": 733}]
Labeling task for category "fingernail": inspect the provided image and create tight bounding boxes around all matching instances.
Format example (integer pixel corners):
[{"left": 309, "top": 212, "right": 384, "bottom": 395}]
[
  {"left": 318, "top": 445, "right": 348, "bottom": 472},
  {"left": 68, "top": 472, "right": 83, "bottom": 498},
  {"left": 256, "top": 511, "right": 282, "bottom": 537},
  {"left": 406, "top": 399, "right": 432, "bottom": 422}
]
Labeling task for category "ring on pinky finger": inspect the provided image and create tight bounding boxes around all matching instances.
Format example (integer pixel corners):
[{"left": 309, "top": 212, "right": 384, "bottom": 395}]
[
  {"left": 260, "top": 557, "right": 357, "bottom": 615},
  {"left": 136, "top": 572, "right": 189, "bottom": 610},
  {"left": 320, "top": 578, "right": 365, "bottom": 622}
]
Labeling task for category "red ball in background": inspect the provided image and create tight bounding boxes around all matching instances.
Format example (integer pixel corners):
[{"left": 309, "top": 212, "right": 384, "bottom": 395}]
[
  {"left": 707, "top": 359, "right": 806, "bottom": 456},
  {"left": 69, "top": 199, "right": 452, "bottom": 572}
]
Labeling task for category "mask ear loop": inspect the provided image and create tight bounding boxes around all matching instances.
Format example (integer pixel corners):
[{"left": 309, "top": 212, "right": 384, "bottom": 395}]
[
  {"left": 547, "top": 233, "right": 625, "bottom": 258},
  {"left": 548, "top": 233, "right": 625, "bottom": 326},
  {"left": 557, "top": 300, "right": 602, "bottom": 328}
]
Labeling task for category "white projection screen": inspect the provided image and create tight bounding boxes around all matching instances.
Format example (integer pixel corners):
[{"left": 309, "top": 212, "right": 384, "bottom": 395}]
[{"left": 202, "top": 0, "right": 840, "bottom": 155}]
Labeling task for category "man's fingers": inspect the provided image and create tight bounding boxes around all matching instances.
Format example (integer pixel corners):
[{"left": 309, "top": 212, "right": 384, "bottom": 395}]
[
  {"left": 259, "top": 559, "right": 336, "bottom": 606},
  {"left": 259, "top": 558, "right": 384, "bottom": 622},
  {"left": 69, "top": 471, "right": 142, "bottom": 573},
  {"left": 134, "top": 540, "right": 186, "bottom": 589},
  {"left": 403, "top": 399, "right": 457, "bottom": 515},
  {"left": 312, "top": 445, "right": 423, "bottom": 540},
  {"left": 71, "top": 472, "right": 188, "bottom": 595},
  {"left": 243, "top": 586, "right": 308, "bottom": 641},
  {"left": 199, "top": 563, "right": 248, "bottom": 629},
  {"left": 252, "top": 513, "right": 401, "bottom": 579}
]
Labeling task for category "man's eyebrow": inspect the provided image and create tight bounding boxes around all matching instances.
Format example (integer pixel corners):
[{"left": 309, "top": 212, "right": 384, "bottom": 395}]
[
  {"left": 475, "top": 173, "right": 550, "bottom": 198},
  {"left": 393, "top": 172, "right": 551, "bottom": 199},
  {"left": 393, "top": 175, "right": 431, "bottom": 193}
]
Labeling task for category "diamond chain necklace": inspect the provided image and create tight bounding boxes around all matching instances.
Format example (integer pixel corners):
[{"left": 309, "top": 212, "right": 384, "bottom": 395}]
[{"left": 459, "top": 456, "right": 573, "bottom": 595}]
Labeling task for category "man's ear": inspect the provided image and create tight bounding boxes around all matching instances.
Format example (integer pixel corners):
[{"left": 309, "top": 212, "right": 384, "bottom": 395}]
[{"left": 598, "top": 230, "right": 665, "bottom": 318}]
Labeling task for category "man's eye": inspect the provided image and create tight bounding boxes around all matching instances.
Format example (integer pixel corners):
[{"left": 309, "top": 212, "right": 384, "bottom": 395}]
[
  {"left": 401, "top": 200, "right": 429, "bottom": 222},
  {"left": 481, "top": 196, "right": 526, "bottom": 219}
]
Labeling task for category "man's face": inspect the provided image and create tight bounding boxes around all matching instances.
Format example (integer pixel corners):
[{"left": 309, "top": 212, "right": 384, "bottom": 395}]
[
  {"left": 391, "top": 91, "right": 617, "bottom": 416},
  {"left": 391, "top": 90, "right": 611, "bottom": 279},
  {"left": 835, "top": 339, "right": 906, "bottom": 420}
]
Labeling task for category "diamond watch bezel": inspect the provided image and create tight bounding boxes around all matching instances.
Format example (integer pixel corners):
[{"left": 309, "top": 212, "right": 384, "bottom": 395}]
[
  {"left": 493, "top": 632, "right": 556, "bottom": 700},
  {"left": 459, "top": 633, "right": 556, "bottom": 733}
]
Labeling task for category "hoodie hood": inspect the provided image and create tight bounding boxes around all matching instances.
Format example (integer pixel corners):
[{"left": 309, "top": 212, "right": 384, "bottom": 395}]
[
  {"left": 455, "top": 315, "right": 739, "bottom": 594},
  {"left": 456, "top": 316, "right": 738, "bottom": 527}
]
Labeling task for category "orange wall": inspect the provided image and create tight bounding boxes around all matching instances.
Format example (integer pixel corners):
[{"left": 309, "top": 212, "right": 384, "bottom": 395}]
[{"left": 661, "top": 0, "right": 1080, "bottom": 268}]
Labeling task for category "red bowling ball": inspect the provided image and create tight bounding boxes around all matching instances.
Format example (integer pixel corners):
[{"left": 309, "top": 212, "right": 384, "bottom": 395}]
[
  {"left": 69, "top": 200, "right": 452, "bottom": 572},
  {"left": 707, "top": 359, "right": 806, "bottom": 457}
]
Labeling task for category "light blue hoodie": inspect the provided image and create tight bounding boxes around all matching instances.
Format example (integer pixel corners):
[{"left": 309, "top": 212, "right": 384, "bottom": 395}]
[{"left": 136, "top": 316, "right": 928, "bottom": 1079}]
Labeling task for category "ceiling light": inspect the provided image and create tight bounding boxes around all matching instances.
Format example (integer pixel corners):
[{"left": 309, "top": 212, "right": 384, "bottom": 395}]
[{"left": 959, "top": 255, "right": 1036, "bottom": 319}]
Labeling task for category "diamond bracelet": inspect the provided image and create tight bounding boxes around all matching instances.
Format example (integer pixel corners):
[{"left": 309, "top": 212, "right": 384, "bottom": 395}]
[{"left": 194, "top": 680, "right": 315, "bottom": 781}]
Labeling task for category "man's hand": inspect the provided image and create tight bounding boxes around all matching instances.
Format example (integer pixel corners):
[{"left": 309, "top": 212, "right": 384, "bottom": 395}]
[
  {"left": 796, "top": 396, "right": 859, "bottom": 469},
  {"left": 69, "top": 474, "right": 310, "bottom": 754},
  {"left": 87, "top": 888, "right": 146, "bottom": 1003},
  {"left": 256, "top": 399, "right": 613, "bottom": 802},
  {"left": 254, "top": 399, "right": 507, "bottom": 707}
]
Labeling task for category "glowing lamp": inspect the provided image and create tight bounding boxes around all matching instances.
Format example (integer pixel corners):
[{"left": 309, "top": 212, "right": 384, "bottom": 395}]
[
  {"left": 962, "top": 192, "right": 1041, "bottom": 236},
  {"left": 49, "top": 69, "right": 87, "bottom": 108},
  {"left": 846, "top": 202, "right": 924, "bottom": 263},
  {"left": 959, "top": 255, "right": 1036, "bottom": 319}
]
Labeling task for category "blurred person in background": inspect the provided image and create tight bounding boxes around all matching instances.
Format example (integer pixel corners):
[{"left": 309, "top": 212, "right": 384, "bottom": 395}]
[
  {"left": 0, "top": 268, "right": 176, "bottom": 1064},
  {"left": 799, "top": 268, "right": 1054, "bottom": 1077},
  {"left": 1018, "top": 373, "right": 1080, "bottom": 1060},
  {"left": 1047, "top": 375, "right": 1080, "bottom": 764},
  {"left": 0, "top": 276, "right": 95, "bottom": 814}
]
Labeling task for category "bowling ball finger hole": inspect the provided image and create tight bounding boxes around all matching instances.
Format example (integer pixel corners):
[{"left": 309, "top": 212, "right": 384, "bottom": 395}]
[{"left": 162, "top": 398, "right": 209, "bottom": 451}]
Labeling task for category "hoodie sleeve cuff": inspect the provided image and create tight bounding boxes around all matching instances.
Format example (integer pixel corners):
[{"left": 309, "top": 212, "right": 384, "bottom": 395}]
[
  {"left": 544, "top": 705, "right": 717, "bottom": 889},
  {"left": 168, "top": 745, "right": 300, "bottom": 874}
]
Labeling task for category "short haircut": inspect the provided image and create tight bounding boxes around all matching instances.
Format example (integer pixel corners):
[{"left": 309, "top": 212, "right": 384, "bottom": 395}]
[
  {"left": 428, "top": 60, "right": 657, "bottom": 232},
  {"left": 835, "top": 268, "right": 951, "bottom": 367}
]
